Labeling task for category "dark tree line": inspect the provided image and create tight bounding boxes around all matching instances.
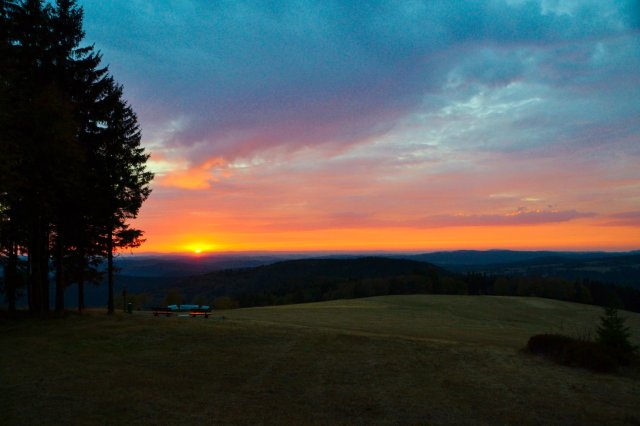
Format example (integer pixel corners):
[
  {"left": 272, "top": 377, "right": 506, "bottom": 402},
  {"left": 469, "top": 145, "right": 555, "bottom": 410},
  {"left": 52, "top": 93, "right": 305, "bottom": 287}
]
[
  {"left": 226, "top": 274, "right": 640, "bottom": 312},
  {"left": 0, "top": 0, "right": 153, "bottom": 314},
  {"left": 232, "top": 272, "right": 640, "bottom": 312}
]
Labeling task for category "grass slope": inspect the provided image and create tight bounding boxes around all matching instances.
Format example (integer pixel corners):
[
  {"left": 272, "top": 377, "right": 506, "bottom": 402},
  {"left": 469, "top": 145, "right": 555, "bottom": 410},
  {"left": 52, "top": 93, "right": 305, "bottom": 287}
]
[{"left": 2, "top": 295, "right": 639, "bottom": 425}]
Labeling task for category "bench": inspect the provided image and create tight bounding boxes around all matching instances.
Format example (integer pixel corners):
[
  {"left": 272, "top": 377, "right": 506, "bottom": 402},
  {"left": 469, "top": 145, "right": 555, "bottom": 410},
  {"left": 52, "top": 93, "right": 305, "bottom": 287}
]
[
  {"left": 151, "top": 306, "right": 213, "bottom": 318},
  {"left": 152, "top": 307, "right": 174, "bottom": 317},
  {"left": 189, "top": 308, "right": 212, "bottom": 318}
]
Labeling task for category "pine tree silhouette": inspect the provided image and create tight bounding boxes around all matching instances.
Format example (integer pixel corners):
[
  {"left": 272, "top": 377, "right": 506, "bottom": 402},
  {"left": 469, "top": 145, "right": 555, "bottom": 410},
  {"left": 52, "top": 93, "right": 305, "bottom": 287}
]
[{"left": 596, "top": 306, "right": 636, "bottom": 353}]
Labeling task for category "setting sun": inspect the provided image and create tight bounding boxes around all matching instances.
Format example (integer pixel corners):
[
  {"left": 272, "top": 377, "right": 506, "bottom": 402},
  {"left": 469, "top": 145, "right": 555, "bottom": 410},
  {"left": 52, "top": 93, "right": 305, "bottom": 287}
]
[{"left": 182, "top": 241, "right": 223, "bottom": 255}]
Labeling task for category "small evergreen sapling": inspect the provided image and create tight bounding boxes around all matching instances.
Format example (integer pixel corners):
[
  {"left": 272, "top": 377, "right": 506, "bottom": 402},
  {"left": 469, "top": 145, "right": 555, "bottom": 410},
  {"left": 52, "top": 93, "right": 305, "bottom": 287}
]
[{"left": 596, "top": 306, "right": 637, "bottom": 353}]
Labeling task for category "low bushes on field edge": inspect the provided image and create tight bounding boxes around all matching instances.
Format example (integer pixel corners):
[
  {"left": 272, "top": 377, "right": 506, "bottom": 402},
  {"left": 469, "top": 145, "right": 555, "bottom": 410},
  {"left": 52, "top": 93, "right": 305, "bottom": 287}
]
[{"left": 527, "top": 334, "right": 636, "bottom": 373}]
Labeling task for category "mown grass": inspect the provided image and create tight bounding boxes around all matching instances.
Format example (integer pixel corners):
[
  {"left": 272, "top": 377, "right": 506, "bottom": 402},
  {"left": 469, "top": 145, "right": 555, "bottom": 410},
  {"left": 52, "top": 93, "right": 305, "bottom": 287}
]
[{"left": 1, "top": 295, "right": 639, "bottom": 425}]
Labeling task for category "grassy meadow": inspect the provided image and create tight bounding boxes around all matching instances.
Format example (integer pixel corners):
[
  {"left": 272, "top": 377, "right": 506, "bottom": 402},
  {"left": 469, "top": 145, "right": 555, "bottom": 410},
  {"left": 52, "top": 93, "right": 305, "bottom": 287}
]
[{"left": 2, "top": 295, "right": 640, "bottom": 425}]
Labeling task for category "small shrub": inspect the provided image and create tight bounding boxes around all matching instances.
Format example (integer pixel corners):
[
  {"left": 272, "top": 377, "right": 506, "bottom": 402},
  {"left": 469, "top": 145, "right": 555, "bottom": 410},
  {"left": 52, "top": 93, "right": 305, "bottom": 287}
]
[
  {"left": 597, "top": 306, "right": 637, "bottom": 353},
  {"left": 527, "top": 334, "right": 573, "bottom": 357},
  {"left": 561, "top": 340, "right": 629, "bottom": 373}
]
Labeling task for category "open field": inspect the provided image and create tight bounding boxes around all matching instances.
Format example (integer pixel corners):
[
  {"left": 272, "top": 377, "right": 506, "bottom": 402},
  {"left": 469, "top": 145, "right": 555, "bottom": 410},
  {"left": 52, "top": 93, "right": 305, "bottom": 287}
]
[{"left": 2, "top": 295, "right": 640, "bottom": 425}]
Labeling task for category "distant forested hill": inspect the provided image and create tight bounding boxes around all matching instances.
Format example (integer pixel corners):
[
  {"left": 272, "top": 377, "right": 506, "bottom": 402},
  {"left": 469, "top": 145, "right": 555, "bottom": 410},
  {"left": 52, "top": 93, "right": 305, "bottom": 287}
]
[
  {"left": 161, "top": 257, "right": 449, "bottom": 307},
  {"left": 404, "top": 249, "right": 637, "bottom": 265},
  {"left": 424, "top": 253, "right": 640, "bottom": 289},
  {"left": 141, "top": 256, "right": 640, "bottom": 312},
  {"left": 11, "top": 252, "right": 637, "bottom": 311},
  {"left": 110, "top": 254, "right": 295, "bottom": 277}
]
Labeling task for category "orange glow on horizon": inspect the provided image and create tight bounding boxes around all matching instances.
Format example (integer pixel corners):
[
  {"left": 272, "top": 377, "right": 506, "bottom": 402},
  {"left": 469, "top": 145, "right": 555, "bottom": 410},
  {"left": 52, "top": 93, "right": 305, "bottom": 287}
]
[
  {"left": 130, "top": 183, "right": 639, "bottom": 254},
  {"left": 181, "top": 240, "right": 224, "bottom": 255},
  {"left": 132, "top": 220, "right": 640, "bottom": 254}
]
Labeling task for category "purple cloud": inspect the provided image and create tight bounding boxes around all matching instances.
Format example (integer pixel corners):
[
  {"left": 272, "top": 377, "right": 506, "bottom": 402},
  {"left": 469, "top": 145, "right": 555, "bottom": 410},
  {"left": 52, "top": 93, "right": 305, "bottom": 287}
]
[
  {"left": 419, "top": 209, "right": 596, "bottom": 227},
  {"left": 81, "top": 0, "right": 640, "bottom": 165},
  {"left": 603, "top": 211, "right": 640, "bottom": 226}
]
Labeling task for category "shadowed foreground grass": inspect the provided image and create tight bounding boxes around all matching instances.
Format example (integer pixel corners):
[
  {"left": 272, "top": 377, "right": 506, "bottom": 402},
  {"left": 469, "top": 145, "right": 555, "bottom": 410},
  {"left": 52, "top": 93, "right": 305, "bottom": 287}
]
[{"left": 1, "top": 295, "right": 639, "bottom": 425}]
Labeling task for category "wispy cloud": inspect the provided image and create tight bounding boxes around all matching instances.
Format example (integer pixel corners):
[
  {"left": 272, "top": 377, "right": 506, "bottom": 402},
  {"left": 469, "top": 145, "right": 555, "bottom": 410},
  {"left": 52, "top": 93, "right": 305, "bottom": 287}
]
[
  {"left": 420, "top": 209, "right": 595, "bottom": 227},
  {"left": 84, "top": 0, "right": 639, "bottom": 162},
  {"left": 602, "top": 211, "right": 640, "bottom": 227},
  {"left": 79, "top": 0, "right": 640, "bottom": 251}
]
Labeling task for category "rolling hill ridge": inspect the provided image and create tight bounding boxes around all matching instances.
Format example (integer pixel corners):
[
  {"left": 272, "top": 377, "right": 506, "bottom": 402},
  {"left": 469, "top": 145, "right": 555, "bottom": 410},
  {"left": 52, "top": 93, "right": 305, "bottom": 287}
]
[{"left": 167, "top": 257, "right": 449, "bottom": 306}]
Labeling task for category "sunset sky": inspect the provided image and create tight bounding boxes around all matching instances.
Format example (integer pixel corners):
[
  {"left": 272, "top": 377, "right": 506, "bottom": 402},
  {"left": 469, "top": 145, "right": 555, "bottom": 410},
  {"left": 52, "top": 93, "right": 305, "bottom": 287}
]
[{"left": 81, "top": 0, "right": 640, "bottom": 253}]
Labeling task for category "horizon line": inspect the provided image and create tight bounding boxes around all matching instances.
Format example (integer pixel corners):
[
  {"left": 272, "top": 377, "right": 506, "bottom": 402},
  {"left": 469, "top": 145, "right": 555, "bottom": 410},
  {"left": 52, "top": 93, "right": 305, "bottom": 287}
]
[{"left": 119, "top": 248, "right": 640, "bottom": 257}]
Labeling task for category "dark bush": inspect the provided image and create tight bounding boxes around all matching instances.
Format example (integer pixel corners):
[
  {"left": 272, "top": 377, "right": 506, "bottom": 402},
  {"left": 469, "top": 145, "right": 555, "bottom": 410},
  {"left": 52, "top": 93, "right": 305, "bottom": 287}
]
[
  {"left": 527, "top": 334, "right": 574, "bottom": 357},
  {"left": 527, "top": 334, "right": 635, "bottom": 373},
  {"left": 561, "top": 340, "right": 629, "bottom": 373}
]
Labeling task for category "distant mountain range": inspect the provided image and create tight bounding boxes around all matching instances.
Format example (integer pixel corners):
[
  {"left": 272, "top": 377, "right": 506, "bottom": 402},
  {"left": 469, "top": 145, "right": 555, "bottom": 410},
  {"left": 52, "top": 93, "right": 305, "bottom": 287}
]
[
  {"left": 110, "top": 253, "right": 294, "bottom": 277},
  {"left": 10, "top": 250, "right": 639, "bottom": 309},
  {"left": 400, "top": 249, "right": 640, "bottom": 266},
  {"left": 395, "top": 250, "right": 640, "bottom": 288},
  {"left": 112, "top": 249, "right": 640, "bottom": 276}
]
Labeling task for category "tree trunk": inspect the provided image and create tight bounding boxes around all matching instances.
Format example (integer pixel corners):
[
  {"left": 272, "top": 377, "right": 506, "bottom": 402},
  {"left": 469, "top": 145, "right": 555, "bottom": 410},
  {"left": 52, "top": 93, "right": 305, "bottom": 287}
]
[
  {"left": 40, "top": 224, "right": 50, "bottom": 313},
  {"left": 5, "top": 242, "right": 18, "bottom": 314},
  {"left": 55, "top": 233, "right": 65, "bottom": 312},
  {"left": 78, "top": 280, "right": 84, "bottom": 312},
  {"left": 28, "top": 230, "right": 39, "bottom": 313},
  {"left": 78, "top": 244, "right": 89, "bottom": 313},
  {"left": 28, "top": 217, "right": 47, "bottom": 314},
  {"left": 27, "top": 251, "right": 33, "bottom": 312},
  {"left": 107, "top": 227, "right": 114, "bottom": 314},
  {"left": 77, "top": 245, "right": 85, "bottom": 313}
]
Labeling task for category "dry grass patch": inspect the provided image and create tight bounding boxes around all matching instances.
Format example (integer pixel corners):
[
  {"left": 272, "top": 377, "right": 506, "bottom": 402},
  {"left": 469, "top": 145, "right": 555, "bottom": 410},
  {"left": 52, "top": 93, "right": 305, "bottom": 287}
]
[{"left": 1, "top": 296, "right": 639, "bottom": 425}]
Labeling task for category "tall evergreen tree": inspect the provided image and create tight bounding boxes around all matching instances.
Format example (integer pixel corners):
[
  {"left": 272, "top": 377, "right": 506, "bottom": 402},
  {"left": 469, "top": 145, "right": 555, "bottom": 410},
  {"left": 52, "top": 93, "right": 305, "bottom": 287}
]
[
  {"left": 3, "top": 0, "right": 54, "bottom": 313},
  {"left": 94, "top": 82, "right": 153, "bottom": 314},
  {"left": 0, "top": 0, "right": 21, "bottom": 313},
  {"left": 0, "top": 0, "right": 153, "bottom": 313},
  {"left": 48, "top": 0, "right": 93, "bottom": 312}
]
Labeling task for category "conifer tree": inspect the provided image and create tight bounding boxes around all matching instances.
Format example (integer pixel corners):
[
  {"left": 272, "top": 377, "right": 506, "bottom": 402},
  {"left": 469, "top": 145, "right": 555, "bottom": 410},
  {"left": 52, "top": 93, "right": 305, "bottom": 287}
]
[
  {"left": 3, "top": 0, "right": 57, "bottom": 313},
  {"left": 0, "top": 0, "right": 21, "bottom": 313},
  {"left": 94, "top": 82, "right": 153, "bottom": 314},
  {"left": 597, "top": 306, "right": 637, "bottom": 353},
  {"left": 0, "top": 0, "right": 153, "bottom": 313}
]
